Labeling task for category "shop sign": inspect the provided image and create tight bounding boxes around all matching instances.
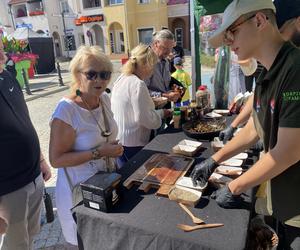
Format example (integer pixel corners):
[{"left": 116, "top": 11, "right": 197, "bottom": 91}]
[
  {"left": 16, "top": 23, "right": 33, "bottom": 29},
  {"left": 75, "top": 15, "right": 104, "bottom": 26},
  {"left": 65, "top": 28, "right": 74, "bottom": 35}
]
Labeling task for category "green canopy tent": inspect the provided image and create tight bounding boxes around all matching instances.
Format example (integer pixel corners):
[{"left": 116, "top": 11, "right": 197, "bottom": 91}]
[{"left": 190, "top": 0, "right": 232, "bottom": 97}]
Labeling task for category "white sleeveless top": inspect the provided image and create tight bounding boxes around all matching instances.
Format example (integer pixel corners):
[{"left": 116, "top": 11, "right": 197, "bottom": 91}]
[{"left": 50, "top": 93, "right": 118, "bottom": 245}]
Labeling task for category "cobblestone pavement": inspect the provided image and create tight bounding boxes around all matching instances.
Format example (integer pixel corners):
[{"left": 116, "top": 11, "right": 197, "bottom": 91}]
[{"left": 26, "top": 56, "right": 213, "bottom": 249}]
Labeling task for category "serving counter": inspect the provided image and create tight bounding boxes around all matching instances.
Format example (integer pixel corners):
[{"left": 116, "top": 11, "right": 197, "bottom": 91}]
[{"left": 73, "top": 124, "right": 258, "bottom": 250}]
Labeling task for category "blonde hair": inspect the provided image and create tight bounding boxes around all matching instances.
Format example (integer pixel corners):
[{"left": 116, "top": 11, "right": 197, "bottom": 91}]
[
  {"left": 69, "top": 46, "right": 113, "bottom": 93},
  {"left": 122, "top": 44, "right": 158, "bottom": 75}
]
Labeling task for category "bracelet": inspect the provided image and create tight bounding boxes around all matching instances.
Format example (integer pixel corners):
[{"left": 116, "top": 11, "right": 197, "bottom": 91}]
[{"left": 91, "top": 148, "right": 101, "bottom": 160}]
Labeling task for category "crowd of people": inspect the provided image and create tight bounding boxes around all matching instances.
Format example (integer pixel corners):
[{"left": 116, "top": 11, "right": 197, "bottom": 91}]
[{"left": 0, "top": 0, "right": 299, "bottom": 249}]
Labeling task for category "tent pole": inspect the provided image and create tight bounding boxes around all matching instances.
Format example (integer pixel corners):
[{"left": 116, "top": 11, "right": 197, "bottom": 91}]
[
  {"left": 191, "top": 1, "right": 206, "bottom": 98},
  {"left": 190, "top": 0, "right": 196, "bottom": 99}
]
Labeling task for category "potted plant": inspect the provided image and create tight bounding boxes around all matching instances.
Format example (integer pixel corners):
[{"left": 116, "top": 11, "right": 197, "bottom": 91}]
[{"left": 2, "top": 36, "right": 38, "bottom": 87}]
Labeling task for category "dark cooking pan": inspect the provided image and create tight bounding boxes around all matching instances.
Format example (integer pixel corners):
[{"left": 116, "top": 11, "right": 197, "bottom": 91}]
[{"left": 182, "top": 118, "right": 226, "bottom": 141}]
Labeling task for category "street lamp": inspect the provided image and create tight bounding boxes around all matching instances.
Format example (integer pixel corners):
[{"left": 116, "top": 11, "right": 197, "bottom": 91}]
[{"left": 61, "top": 10, "right": 70, "bottom": 58}]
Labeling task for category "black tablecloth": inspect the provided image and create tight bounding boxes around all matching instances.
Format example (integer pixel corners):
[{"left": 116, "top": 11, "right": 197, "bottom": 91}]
[{"left": 73, "top": 128, "right": 257, "bottom": 250}]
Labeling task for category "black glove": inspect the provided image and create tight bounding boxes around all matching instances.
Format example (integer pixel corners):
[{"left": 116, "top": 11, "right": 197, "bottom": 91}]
[
  {"left": 219, "top": 126, "right": 237, "bottom": 143},
  {"left": 211, "top": 185, "right": 244, "bottom": 209},
  {"left": 191, "top": 158, "right": 219, "bottom": 187},
  {"left": 251, "top": 139, "right": 264, "bottom": 152}
]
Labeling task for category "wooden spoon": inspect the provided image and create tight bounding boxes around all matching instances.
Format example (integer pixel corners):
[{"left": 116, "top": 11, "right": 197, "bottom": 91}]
[
  {"left": 179, "top": 203, "right": 204, "bottom": 224},
  {"left": 177, "top": 223, "right": 224, "bottom": 232}
]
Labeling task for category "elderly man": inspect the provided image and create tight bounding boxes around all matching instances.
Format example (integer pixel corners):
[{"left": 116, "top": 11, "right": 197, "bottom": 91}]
[
  {"left": 145, "top": 29, "right": 181, "bottom": 103},
  {"left": 190, "top": 0, "right": 300, "bottom": 248},
  {"left": 0, "top": 38, "right": 51, "bottom": 250}
]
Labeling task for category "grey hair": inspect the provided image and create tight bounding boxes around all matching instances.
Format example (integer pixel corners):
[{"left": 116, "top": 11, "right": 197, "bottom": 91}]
[{"left": 152, "top": 29, "right": 174, "bottom": 42}]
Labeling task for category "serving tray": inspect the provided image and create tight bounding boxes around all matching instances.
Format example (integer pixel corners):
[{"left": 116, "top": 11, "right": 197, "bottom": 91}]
[{"left": 123, "top": 153, "right": 194, "bottom": 196}]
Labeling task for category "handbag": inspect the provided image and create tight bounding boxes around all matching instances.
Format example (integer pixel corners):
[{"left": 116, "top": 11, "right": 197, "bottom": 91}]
[{"left": 63, "top": 168, "right": 83, "bottom": 207}]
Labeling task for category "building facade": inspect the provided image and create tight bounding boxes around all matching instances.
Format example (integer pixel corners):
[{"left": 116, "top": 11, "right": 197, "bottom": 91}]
[
  {"left": 167, "top": 0, "right": 190, "bottom": 50},
  {"left": 43, "top": 0, "right": 81, "bottom": 58},
  {"left": 75, "top": 0, "right": 106, "bottom": 53},
  {"left": 0, "top": 0, "right": 14, "bottom": 36},
  {"left": 7, "top": 0, "right": 50, "bottom": 35},
  {"left": 75, "top": 0, "right": 168, "bottom": 58},
  {"left": 2, "top": 0, "right": 191, "bottom": 59}
]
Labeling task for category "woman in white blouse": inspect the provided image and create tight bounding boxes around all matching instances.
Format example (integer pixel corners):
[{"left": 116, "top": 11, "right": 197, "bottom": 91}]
[
  {"left": 111, "top": 44, "right": 171, "bottom": 167},
  {"left": 49, "top": 46, "right": 123, "bottom": 246}
]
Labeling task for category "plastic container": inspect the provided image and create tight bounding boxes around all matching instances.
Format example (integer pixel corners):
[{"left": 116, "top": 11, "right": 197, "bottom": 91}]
[
  {"left": 173, "top": 110, "right": 181, "bottom": 129},
  {"left": 196, "top": 85, "right": 210, "bottom": 113}
]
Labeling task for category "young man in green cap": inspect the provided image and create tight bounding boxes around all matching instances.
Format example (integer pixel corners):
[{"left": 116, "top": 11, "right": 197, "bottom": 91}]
[{"left": 190, "top": 0, "right": 300, "bottom": 248}]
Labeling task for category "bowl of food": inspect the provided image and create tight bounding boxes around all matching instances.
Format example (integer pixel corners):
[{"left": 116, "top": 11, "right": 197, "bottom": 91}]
[{"left": 182, "top": 117, "right": 226, "bottom": 140}]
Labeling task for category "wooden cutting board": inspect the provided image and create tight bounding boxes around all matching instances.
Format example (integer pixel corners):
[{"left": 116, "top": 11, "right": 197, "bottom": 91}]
[{"left": 123, "top": 153, "right": 194, "bottom": 196}]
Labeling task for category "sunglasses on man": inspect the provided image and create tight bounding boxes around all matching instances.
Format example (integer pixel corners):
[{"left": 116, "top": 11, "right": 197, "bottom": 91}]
[{"left": 81, "top": 70, "right": 112, "bottom": 81}]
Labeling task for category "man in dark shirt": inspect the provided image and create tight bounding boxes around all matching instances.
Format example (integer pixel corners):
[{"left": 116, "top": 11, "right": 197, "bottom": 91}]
[
  {"left": 218, "top": 0, "right": 300, "bottom": 143},
  {"left": 0, "top": 38, "right": 51, "bottom": 250},
  {"left": 190, "top": 0, "right": 300, "bottom": 248}
]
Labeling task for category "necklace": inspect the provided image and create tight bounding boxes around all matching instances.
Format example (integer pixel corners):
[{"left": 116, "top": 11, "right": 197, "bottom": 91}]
[
  {"left": 80, "top": 95, "right": 112, "bottom": 137},
  {"left": 76, "top": 90, "right": 115, "bottom": 172}
]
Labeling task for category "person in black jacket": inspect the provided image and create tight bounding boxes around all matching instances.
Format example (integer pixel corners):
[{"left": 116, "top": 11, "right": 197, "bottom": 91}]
[
  {"left": 5, "top": 54, "right": 16, "bottom": 79},
  {"left": 0, "top": 38, "right": 51, "bottom": 250},
  {"left": 169, "top": 42, "right": 185, "bottom": 73}
]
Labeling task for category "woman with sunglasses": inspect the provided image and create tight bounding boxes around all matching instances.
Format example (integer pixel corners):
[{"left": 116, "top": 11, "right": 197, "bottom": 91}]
[
  {"left": 111, "top": 44, "right": 172, "bottom": 167},
  {"left": 49, "top": 46, "right": 123, "bottom": 246}
]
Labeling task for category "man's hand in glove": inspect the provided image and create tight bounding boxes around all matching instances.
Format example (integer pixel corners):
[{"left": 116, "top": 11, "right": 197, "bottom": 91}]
[
  {"left": 191, "top": 158, "right": 219, "bottom": 187},
  {"left": 219, "top": 126, "right": 237, "bottom": 143},
  {"left": 211, "top": 185, "right": 244, "bottom": 209}
]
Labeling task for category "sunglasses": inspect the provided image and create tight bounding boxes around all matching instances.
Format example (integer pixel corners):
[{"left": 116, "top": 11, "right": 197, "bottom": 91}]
[{"left": 81, "top": 70, "right": 112, "bottom": 81}]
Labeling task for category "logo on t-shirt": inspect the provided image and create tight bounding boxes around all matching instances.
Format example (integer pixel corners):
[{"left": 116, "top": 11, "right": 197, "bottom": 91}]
[
  {"left": 283, "top": 91, "right": 300, "bottom": 101},
  {"left": 256, "top": 99, "right": 261, "bottom": 113},
  {"left": 270, "top": 99, "right": 275, "bottom": 114}
]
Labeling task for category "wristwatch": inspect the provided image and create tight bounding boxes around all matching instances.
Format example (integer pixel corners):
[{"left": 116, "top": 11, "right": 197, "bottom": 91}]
[{"left": 91, "top": 148, "right": 101, "bottom": 160}]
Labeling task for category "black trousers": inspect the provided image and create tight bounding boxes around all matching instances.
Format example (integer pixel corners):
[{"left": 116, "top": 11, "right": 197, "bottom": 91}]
[{"left": 280, "top": 223, "right": 300, "bottom": 250}]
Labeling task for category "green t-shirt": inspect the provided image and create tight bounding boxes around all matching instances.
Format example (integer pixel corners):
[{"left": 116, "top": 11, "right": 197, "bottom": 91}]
[{"left": 253, "top": 42, "right": 300, "bottom": 226}]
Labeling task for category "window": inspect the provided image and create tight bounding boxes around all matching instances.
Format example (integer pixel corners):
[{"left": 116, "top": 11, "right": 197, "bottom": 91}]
[
  {"left": 109, "top": 0, "right": 123, "bottom": 5},
  {"left": 118, "top": 31, "right": 125, "bottom": 53},
  {"left": 110, "top": 32, "right": 115, "bottom": 53},
  {"left": 79, "top": 34, "right": 85, "bottom": 45},
  {"left": 83, "top": 0, "right": 101, "bottom": 9},
  {"left": 14, "top": 5, "right": 27, "bottom": 18},
  {"left": 60, "top": 1, "right": 69, "bottom": 13},
  {"left": 138, "top": 0, "right": 150, "bottom": 3},
  {"left": 138, "top": 28, "right": 153, "bottom": 44}
]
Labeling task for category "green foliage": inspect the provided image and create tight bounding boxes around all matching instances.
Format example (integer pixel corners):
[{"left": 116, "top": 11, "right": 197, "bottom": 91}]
[
  {"left": 200, "top": 53, "right": 215, "bottom": 68},
  {"left": 1, "top": 37, "right": 28, "bottom": 54}
]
